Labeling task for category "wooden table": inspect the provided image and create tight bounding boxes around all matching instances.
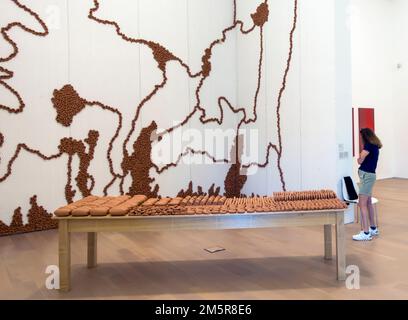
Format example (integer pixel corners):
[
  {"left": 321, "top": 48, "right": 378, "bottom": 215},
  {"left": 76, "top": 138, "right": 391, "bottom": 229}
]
[{"left": 55, "top": 209, "right": 346, "bottom": 292}]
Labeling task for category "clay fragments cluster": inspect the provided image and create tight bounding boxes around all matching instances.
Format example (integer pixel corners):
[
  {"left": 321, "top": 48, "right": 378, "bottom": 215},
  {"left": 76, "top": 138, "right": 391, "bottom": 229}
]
[
  {"left": 272, "top": 199, "right": 347, "bottom": 212},
  {"left": 54, "top": 189, "right": 347, "bottom": 217},
  {"left": 1, "top": 1, "right": 300, "bottom": 236},
  {"left": 0, "top": 195, "right": 57, "bottom": 236},
  {"left": 273, "top": 190, "right": 337, "bottom": 202}
]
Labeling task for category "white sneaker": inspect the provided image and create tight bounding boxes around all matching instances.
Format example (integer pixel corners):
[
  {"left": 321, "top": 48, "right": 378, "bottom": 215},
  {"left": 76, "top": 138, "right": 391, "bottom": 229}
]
[
  {"left": 352, "top": 231, "right": 372, "bottom": 241},
  {"left": 370, "top": 227, "right": 379, "bottom": 236}
]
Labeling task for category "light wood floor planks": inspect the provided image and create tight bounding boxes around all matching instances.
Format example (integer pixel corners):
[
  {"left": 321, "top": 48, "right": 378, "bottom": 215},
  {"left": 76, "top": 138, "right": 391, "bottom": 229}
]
[{"left": 0, "top": 178, "right": 407, "bottom": 299}]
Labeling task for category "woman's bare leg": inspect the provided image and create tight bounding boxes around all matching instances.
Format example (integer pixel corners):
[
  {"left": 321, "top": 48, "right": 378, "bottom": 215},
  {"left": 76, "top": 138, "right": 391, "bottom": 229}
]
[
  {"left": 359, "top": 194, "right": 370, "bottom": 233},
  {"left": 367, "top": 196, "right": 376, "bottom": 228}
]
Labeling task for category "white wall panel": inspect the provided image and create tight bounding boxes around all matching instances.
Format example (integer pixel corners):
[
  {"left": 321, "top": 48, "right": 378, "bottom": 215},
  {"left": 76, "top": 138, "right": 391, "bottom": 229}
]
[
  {"left": 351, "top": 0, "right": 397, "bottom": 180},
  {"left": 299, "top": 0, "right": 337, "bottom": 190}
]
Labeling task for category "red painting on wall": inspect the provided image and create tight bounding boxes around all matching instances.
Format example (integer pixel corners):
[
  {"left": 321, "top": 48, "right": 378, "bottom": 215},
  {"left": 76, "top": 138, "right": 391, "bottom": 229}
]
[{"left": 358, "top": 108, "right": 375, "bottom": 154}]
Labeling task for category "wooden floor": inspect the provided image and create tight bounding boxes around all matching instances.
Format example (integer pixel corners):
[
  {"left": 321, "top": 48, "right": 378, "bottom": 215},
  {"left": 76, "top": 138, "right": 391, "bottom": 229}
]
[{"left": 1, "top": 178, "right": 407, "bottom": 300}]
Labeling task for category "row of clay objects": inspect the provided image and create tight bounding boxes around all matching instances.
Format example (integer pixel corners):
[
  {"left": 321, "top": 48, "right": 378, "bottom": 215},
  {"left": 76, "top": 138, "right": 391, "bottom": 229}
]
[
  {"left": 129, "top": 205, "right": 186, "bottom": 216},
  {"left": 163, "top": 204, "right": 242, "bottom": 215},
  {"left": 223, "top": 197, "right": 278, "bottom": 213},
  {"left": 126, "top": 200, "right": 347, "bottom": 216},
  {"left": 273, "top": 190, "right": 337, "bottom": 202},
  {"left": 129, "top": 195, "right": 316, "bottom": 216},
  {"left": 128, "top": 197, "right": 228, "bottom": 216},
  {"left": 130, "top": 205, "right": 233, "bottom": 216},
  {"left": 225, "top": 197, "right": 276, "bottom": 207},
  {"left": 211, "top": 194, "right": 345, "bottom": 212},
  {"left": 179, "top": 195, "right": 227, "bottom": 206},
  {"left": 130, "top": 204, "right": 273, "bottom": 216},
  {"left": 274, "top": 199, "right": 347, "bottom": 211},
  {"left": 55, "top": 194, "right": 345, "bottom": 217},
  {"left": 137, "top": 195, "right": 227, "bottom": 207},
  {"left": 185, "top": 205, "right": 228, "bottom": 215},
  {"left": 183, "top": 205, "right": 269, "bottom": 215},
  {"left": 124, "top": 198, "right": 347, "bottom": 216}
]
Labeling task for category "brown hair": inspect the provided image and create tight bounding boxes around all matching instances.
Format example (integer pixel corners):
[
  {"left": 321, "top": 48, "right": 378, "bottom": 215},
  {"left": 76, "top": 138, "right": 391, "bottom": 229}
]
[{"left": 360, "top": 128, "right": 383, "bottom": 149}]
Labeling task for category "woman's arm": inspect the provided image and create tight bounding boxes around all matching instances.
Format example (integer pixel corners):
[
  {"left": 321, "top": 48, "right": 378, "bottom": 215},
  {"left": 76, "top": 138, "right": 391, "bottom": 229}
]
[{"left": 357, "top": 150, "right": 369, "bottom": 164}]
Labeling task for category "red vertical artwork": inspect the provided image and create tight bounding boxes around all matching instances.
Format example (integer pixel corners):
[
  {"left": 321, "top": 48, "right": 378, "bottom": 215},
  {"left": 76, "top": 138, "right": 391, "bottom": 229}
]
[{"left": 358, "top": 108, "right": 375, "bottom": 154}]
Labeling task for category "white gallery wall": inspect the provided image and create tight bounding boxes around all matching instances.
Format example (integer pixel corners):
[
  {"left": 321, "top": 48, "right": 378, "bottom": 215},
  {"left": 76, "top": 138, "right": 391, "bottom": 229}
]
[
  {"left": 351, "top": 0, "right": 408, "bottom": 180},
  {"left": 393, "top": 0, "right": 408, "bottom": 178},
  {"left": 0, "top": 0, "right": 353, "bottom": 228}
]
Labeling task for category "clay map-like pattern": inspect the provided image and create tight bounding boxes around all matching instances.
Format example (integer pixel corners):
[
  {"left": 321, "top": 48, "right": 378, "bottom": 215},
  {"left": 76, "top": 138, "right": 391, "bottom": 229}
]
[{"left": 0, "top": 0, "right": 298, "bottom": 235}]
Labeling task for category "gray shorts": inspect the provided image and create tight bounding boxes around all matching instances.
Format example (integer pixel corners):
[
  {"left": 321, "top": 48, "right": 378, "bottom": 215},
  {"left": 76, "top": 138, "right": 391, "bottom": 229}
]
[{"left": 358, "top": 169, "right": 376, "bottom": 196}]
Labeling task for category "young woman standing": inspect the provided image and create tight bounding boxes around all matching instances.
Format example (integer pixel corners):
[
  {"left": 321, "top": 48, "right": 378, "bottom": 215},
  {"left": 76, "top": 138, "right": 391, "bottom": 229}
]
[{"left": 353, "top": 128, "right": 383, "bottom": 241}]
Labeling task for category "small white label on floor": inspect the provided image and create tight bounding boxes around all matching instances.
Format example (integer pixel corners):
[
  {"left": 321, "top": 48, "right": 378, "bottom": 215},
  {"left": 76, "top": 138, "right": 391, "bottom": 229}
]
[{"left": 204, "top": 246, "right": 226, "bottom": 253}]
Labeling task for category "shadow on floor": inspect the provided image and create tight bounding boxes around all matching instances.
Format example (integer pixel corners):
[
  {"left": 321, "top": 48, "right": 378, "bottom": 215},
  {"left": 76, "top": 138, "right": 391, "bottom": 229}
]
[{"left": 30, "top": 254, "right": 371, "bottom": 299}]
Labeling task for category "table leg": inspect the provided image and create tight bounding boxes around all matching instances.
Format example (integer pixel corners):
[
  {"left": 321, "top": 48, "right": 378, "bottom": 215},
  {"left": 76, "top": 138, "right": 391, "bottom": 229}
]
[
  {"left": 336, "top": 212, "right": 346, "bottom": 280},
  {"left": 58, "top": 220, "right": 71, "bottom": 292},
  {"left": 324, "top": 224, "right": 332, "bottom": 260},
  {"left": 87, "top": 232, "right": 97, "bottom": 268}
]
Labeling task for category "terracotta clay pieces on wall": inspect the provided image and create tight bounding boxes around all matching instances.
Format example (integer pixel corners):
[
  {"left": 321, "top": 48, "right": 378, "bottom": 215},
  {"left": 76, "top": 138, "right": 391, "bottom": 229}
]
[
  {"left": 0, "top": 0, "right": 49, "bottom": 115},
  {"left": 1, "top": 0, "right": 301, "bottom": 236},
  {"left": 0, "top": 195, "right": 57, "bottom": 236},
  {"left": 52, "top": 85, "right": 86, "bottom": 126},
  {"left": 53, "top": 191, "right": 346, "bottom": 218}
]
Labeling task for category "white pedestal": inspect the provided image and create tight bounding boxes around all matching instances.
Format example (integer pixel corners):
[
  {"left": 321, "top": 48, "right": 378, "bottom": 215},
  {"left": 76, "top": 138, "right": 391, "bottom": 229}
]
[{"left": 344, "top": 205, "right": 355, "bottom": 224}]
